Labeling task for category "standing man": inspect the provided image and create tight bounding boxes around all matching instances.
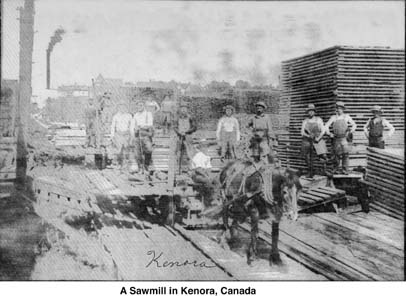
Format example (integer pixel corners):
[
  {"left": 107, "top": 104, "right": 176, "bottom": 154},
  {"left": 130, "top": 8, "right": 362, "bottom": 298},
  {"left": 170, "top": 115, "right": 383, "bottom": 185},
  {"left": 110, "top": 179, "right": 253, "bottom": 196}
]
[
  {"left": 132, "top": 100, "right": 154, "bottom": 173},
  {"left": 84, "top": 98, "right": 97, "bottom": 148},
  {"left": 247, "top": 101, "right": 277, "bottom": 164},
  {"left": 325, "top": 101, "right": 357, "bottom": 174},
  {"left": 174, "top": 103, "right": 197, "bottom": 172},
  {"left": 160, "top": 95, "right": 177, "bottom": 134},
  {"left": 110, "top": 102, "right": 132, "bottom": 168},
  {"left": 216, "top": 105, "right": 240, "bottom": 160},
  {"left": 301, "top": 104, "right": 328, "bottom": 177},
  {"left": 363, "top": 105, "right": 395, "bottom": 149}
]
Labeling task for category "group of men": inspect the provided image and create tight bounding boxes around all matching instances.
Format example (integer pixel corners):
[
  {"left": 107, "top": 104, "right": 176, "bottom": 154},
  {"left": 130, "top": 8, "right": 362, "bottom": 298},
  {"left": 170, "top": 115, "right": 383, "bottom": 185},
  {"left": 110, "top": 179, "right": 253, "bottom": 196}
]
[
  {"left": 86, "top": 95, "right": 395, "bottom": 178},
  {"left": 301, "top": 102, "right": 395, "bottom": 176}
]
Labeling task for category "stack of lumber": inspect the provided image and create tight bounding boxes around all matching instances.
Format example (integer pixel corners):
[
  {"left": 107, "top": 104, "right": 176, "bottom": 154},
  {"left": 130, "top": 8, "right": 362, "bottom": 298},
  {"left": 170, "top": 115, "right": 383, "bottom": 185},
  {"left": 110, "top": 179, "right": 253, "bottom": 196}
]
[
  {"left": 279, "top": 46, "right": 405, "bottom": 172},
  {"left": 54, "top": 128, "right": 86, "bottom": 147},
  {"left": 365, "top": 147, "right": 404, "bottom": 220},
  {"left": 0, "top": 137, "right": 16, "bottom": 181}
]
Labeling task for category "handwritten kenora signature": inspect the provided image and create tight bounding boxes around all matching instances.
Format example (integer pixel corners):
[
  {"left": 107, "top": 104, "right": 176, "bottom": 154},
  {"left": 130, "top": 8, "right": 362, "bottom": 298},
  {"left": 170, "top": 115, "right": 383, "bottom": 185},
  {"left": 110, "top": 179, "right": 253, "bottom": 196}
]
[{"left": 146, "top": 250, "right": 216, "bottom": 268}]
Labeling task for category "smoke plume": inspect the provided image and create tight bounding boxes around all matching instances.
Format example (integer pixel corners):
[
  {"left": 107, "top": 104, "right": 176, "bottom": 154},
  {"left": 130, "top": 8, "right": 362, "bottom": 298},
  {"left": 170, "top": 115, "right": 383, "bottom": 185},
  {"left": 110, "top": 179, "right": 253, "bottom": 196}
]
[{"left": 47, "top": 28, "right": 66, "bottom": 53}]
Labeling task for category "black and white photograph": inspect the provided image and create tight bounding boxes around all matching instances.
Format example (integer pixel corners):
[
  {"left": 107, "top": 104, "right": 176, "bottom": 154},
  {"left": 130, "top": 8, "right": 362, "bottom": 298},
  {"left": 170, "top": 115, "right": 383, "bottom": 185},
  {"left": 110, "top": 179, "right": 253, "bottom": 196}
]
[{"left": 0, "top": 0, "right": 404, "bottom": 286}]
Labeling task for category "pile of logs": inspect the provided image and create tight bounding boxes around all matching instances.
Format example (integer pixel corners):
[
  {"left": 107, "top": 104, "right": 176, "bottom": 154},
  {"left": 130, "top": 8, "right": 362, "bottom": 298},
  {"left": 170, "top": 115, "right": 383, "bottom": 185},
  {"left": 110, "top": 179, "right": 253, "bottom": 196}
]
[
  {"left": 365, "top": 147, "right": 404, "bottom": 220},
  {"left": 279, "top": 46, "right": 405, "bottom": 172}
]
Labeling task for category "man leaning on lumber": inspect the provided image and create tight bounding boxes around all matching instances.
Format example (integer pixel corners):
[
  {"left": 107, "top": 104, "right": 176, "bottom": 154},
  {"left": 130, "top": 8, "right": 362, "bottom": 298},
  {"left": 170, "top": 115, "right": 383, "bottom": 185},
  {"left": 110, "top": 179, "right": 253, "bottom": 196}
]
[
  {"left": 325, "top": 101, "right": 357, "bottom": 175},
  {"left": 363, "top": 105, "right": 395, "bottom": 149},
  {"left": 300, "top": 104, "right": 328, "bottom": 177}
]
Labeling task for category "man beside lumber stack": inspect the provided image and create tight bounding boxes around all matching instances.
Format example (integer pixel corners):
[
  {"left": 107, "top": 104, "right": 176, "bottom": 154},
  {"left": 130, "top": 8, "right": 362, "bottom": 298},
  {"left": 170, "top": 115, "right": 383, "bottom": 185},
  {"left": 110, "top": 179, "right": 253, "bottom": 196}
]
[
  {"left": 216, "top": 104, "right": 240, "bottom": 161},
  {"left": 110, "top": 102, "right": 132, "bottom": 168},
  {"left": 325, "top": 101, "right": 357, "bottom": 175},
  {"left": 300, "top": 104, "right": 328, "bottom": 177},
  {"left": 363, "top": 105, "right": 395, "bottom": 149},
  {"left": 247, "top": 101, "right": 277, "bottom": 164},
  {"left": 174, "top": 103, "right": 197, "bottom": 172},
  {"left": 131, "top": 100, "right": 154, "bottom": 173}
]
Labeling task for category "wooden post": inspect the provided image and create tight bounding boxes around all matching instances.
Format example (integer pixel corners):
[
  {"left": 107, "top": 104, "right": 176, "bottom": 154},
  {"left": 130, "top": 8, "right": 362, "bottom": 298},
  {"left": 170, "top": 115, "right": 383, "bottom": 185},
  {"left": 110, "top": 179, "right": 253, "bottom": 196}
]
[{"left": 16, "top": 0, "right": 35, "bottom": 188}]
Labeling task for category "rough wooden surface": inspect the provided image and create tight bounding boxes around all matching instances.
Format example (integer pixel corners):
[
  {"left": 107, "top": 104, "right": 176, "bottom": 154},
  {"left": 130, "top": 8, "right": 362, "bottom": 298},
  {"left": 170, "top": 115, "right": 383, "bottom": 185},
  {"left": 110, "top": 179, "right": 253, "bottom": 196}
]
[{"left": 252, "top": 211, "right": 404, "bottom": 280}]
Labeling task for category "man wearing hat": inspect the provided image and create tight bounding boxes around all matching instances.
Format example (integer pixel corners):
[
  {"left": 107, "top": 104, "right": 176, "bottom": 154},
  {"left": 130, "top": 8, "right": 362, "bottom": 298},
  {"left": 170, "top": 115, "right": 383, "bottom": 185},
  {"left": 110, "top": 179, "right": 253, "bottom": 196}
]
[
  {"left": 110, "top": 102, "right": 133, "bottom": 167},
  {"left": 174, "top": 103, "right": 197, "bottom": 172},
  {"left": 216, "top": 104, "right": 240, "bottom": 160},
  {"left": 363, "top": 105, "right": 395, "bottom": 149},
  {"left": 301, "top": 104, "right": 328, "bottom": 177},
  {"left": 247, "top": 101, "right": 276, "bottom": 164},
  {"left": 131, "top": 100, "right": 154, "bottom": 172},
  {"left": 325, "top": 101, "right": 357, "bottom": 174}
]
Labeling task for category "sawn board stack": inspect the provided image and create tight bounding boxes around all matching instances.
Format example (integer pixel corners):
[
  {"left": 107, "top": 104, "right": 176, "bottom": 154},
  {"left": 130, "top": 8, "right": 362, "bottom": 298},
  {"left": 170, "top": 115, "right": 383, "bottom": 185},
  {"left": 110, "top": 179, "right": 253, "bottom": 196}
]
[
  {"left": 279, "top": 46, "right": 405, "bottom": 172},
  {"left": 365, "top": 147, "right": 404, "bottom": 220}
]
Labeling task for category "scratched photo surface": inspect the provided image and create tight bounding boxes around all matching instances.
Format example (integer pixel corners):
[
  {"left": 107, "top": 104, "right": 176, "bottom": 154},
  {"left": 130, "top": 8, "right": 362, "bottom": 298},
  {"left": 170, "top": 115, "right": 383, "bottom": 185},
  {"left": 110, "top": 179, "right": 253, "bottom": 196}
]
[{"left": 0, "top": 0, "right": 404, "bottom": 281}]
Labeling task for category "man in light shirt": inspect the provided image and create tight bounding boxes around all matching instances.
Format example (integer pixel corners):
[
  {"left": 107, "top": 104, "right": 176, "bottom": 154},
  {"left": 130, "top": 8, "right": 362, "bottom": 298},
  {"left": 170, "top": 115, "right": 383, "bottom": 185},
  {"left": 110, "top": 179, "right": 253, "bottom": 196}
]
[
  {"left": 189, "top": 143, "right": 217, "bottom": 207},
  {"left": 216, "top": 105, "right": 240, "bottom": 160},
  {"left": 110, "top": 103, "right": 132, "bottom": 167},
  {"left": 363, "top": 105, "right": 395, "bottom": 149},
  {"left": 131, "top": 101, "right": 154, "bottom": 172},
  {"left": 325, "top": 101, "right": 357, "bottom": 174}
]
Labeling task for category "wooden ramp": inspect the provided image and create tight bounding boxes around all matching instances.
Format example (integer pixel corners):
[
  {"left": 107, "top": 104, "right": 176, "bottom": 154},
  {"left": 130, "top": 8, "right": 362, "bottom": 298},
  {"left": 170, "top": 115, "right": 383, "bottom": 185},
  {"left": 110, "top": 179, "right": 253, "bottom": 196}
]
[{"left": 256, "top": 211, "right": 404, "bottom": 280}]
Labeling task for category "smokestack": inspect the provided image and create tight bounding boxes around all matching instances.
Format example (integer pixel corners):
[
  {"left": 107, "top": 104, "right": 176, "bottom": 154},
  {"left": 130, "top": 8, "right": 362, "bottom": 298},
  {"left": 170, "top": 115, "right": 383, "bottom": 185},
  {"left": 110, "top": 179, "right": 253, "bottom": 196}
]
[
  {"left": 46, "top": 27, "right": 65, "bottom": 89},
  {"left": 46, "top": 50, "right": 50, "bottom": 89}
]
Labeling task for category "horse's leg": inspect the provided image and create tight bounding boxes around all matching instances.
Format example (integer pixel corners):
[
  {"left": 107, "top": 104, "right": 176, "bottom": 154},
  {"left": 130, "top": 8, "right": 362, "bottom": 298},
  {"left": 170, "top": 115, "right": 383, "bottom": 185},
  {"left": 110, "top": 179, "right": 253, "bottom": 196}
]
[
  {"left": 269, "top": 221, "right": 283, "bottom": 265},
  {"left": 219, "top": 204, "right": 231, "bottom": 250},
  {"left": 247, "top": 206, "right": 259, "bottom": 265}
]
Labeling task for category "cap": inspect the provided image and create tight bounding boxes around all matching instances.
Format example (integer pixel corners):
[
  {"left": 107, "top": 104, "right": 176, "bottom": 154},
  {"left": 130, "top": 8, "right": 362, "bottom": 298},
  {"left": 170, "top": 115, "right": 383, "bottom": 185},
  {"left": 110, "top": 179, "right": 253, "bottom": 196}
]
[
  {"left": 306, "top": 104, "right": 316, "bottom": 112},
  {"left": 224, "top": 105, "right": 235, "bottom": 112},
  {"left": 371, "top": 105, "right": 382, "bottom": 112},
  {"left": 255, "top": 101, "right": 267, "bottom": 109},
  {"left": 336, "top": 101, "right": 345, "bottom": 109}
]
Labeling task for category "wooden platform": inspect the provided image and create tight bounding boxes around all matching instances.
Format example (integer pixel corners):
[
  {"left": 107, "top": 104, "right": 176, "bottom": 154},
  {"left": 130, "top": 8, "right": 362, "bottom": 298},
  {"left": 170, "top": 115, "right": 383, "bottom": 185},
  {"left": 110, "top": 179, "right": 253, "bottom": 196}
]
[
  {"left": 298, "top": 186, "right": 346, "bottom": 212},
  {"left": 255, "top": 211, "right": 404, "bottom": 280}
]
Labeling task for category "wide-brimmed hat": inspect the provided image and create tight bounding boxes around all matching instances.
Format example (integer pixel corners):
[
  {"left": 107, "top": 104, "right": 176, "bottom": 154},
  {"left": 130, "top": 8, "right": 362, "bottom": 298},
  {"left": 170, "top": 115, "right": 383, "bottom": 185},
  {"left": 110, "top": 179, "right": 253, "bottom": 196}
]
[
  {"left": 179, "top": 102, "right": 189, "bottom": 108},
  {"left": 306, "top": 104, "right": 316, "bottom": 112},
  {"left": 371, "top": 105, "right": 382, "bottom": 113},
  {"left": 224, "top": 104, "right": 235, "bottom": 113},
  {"left": 255, "top": 101, "right": 267, "bottom": 109},
  {"left": 336, "top": 101, "right": 345, "bottom": 109}
]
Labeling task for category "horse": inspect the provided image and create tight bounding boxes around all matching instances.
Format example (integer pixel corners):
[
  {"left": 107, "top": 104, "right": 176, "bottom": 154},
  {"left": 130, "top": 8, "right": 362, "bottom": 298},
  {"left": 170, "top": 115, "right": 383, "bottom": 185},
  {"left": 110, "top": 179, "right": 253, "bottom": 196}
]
[{"left": 218, "top": 160, "right": 302, "bottom": 265}]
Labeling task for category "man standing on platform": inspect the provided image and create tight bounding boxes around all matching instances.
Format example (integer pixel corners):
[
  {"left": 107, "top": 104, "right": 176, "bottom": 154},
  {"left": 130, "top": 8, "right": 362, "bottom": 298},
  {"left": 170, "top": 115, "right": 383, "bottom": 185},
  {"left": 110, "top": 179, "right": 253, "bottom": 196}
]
[
  {"left": 300, "top": 104, "right": 328, "bottom": 177},
  {"left": 325, "top": 101, "right": 357, "bottom": 175},
  {"left": 132, "top": 100, "right": 154, "bottom": 173},
  {"left": 363, "top": 105, "right": 395, "bottom": 149},
  {"left": 216, "top": 105, "right": 240, "bottom": 160},
  {"left": 247, "top": 101, "right": 277, "bottom": 164},
  {"left": 174, "top": 103, "right": 197, "bottom": 172},
  {"left": 110, "top": 103, "right": 132, "bottom": 168}
]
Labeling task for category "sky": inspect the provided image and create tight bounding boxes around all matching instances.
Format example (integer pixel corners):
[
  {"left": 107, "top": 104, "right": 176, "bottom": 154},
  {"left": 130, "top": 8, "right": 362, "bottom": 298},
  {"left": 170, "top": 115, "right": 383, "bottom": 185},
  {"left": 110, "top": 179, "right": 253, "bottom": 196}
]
[{"left": 2, "top": 0, "right": 405, "bottom": 103}]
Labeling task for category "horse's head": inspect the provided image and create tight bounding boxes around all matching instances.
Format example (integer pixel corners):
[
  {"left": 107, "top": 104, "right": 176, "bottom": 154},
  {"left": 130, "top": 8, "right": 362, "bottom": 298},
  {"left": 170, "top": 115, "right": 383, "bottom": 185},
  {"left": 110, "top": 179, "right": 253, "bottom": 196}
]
[{"left": 276, "top": 168, "right": 302, "bottom": 221}]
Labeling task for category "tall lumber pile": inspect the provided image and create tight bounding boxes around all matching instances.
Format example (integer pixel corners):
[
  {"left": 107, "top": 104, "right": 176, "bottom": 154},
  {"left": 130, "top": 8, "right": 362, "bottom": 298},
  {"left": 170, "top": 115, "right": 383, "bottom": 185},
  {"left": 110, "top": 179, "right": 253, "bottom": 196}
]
[
  {"left": 365, "top": 147, "right": 404, "bottom": 220},
  {"left": 279, "top": 46, "right": 405, "bottom": 171}
]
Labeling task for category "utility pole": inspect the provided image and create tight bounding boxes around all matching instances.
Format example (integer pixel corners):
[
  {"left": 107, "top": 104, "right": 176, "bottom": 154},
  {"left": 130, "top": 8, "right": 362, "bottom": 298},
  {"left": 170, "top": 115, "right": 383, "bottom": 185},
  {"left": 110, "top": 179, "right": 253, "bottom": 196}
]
[{"left": 16, "top": 0, "right": 35, "bottom": 188}]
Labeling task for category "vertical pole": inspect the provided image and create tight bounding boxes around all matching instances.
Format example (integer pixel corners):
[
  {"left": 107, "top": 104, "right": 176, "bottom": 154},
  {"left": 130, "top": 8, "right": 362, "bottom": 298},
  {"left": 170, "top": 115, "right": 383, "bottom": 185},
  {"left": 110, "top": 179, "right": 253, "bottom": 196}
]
[{"left": 16, "top": 0, "right": 35, "bottom": 188}]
